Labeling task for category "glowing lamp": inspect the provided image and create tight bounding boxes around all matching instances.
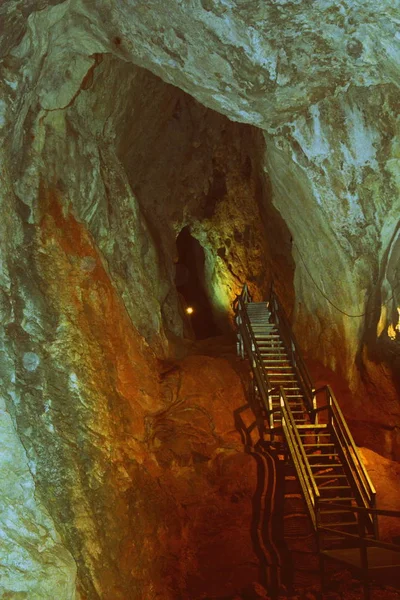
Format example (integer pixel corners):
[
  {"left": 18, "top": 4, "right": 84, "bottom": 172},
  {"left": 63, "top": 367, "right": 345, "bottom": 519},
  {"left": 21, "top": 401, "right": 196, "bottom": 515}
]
[{"left": 186, "top": 307, "right": 194, "bottom": 315}]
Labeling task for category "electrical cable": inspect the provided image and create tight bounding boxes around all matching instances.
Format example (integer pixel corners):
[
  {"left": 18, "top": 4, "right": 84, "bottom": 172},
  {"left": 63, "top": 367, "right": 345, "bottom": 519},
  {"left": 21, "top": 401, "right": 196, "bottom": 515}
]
[{"left": 293, "top": 242, "right": 400, "bottom": 319}]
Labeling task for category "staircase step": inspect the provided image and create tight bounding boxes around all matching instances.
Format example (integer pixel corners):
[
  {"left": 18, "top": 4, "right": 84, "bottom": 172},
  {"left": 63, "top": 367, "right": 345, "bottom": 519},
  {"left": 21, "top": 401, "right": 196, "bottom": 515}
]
[
  {"left": 271, "top": 397, "right": 303, "bottom": 403},
  {"left": 257, "top": 345, "right": 284, "bottom": 349},
  {"left": 273, "top": 386, "right": 301, "bottom": 391},
  {"left": 265, "top": 376, "right": 297, "bottom": 380},
  {"left": 268, "top": 378, "right": 298, "bottom": 383},
  {"left": 318, "top": 486, "right": 352, "bottom": 491},
  {"left": 321, "top": 521, "right": 358, "bottom": 528},
  {"left": 261, "top": 364, "right": 293, "bottom": 369},
  {"left": 298, "top": 434, "right": 330, "bottom": 438},
  {"left": 261, "top": 357, "right": 289, "bottom": 361},
  {"left": 319, "top": 509, "right": 354, "bottom": 515},
  {"left": 298, "top": 428, "right": 330, "bottom": 432},
  {"left": 260, "top": 356, "right": 288, "bottom": 360},
  {"left": 246, "top": 303, "right": 269, "bottom": 308},
  {"left": 319, "top": 497, "right": 355, "bottom": 503},
  {"left": 297, "top": 423, "right": 327, "bottom": 428},
  {"left": 310, "top": 464, "right": 342, "bottom": 469},
  {"left": 249, "top": 319, "right": 274, "bottom": 323},
  {"left": 314, "top": 474, "right": 347, "bottom": 479},
  {"left": 303, "top": 444, "right": 338, "bottom": 454},
  {"left": 303, "top": 443, "right": 335, "bottom": 447},
  {"left": 274, "top": 406, "right": 303, "bottom": 410},
  {"left": 254, "top": 333, "right": 280, "bottom": 337}
]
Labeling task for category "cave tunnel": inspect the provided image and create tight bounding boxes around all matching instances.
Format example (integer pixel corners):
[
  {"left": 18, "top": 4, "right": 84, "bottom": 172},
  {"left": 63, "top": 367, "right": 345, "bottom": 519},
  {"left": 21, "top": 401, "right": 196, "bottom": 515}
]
[{"left": 175, "top": 226, "right": 221, "bottom": 339}]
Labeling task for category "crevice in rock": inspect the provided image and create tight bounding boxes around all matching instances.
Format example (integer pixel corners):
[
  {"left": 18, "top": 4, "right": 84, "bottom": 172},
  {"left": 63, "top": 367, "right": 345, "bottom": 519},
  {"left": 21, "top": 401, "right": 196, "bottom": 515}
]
[{"left": 175, "top": 225, "right": 221, "bottom": 339}]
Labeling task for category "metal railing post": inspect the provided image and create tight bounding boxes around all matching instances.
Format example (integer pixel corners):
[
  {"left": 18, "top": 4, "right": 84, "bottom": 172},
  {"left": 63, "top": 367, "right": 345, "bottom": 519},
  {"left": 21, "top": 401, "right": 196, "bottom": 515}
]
[
  {"left": 328, "top": 388, "right": 332, "bottom": 426},
  {"left": 312, "top": 388, "right": 318, "bottom": 425},
  {"left": 268, "top": 391, "right": 274, "bottom": 432}
]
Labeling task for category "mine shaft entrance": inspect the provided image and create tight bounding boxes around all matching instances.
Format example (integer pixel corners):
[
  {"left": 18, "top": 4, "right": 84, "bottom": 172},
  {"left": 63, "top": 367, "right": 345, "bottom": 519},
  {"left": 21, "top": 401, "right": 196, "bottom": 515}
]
[{"left": 175, "top": 226, "right": 220, "bottom": 339}]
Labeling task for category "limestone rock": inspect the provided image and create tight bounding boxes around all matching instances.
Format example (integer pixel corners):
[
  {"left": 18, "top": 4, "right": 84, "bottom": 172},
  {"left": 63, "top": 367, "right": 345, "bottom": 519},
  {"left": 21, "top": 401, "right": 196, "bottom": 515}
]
[
  {"left": 0, "top": 399, "right": 77, "bottom": 599},
  {"left": 2, "top": 0, "right": 398, "bottom": 442},
  {"left": 1, "top": 1, "right": 400, "bottom": 598}
]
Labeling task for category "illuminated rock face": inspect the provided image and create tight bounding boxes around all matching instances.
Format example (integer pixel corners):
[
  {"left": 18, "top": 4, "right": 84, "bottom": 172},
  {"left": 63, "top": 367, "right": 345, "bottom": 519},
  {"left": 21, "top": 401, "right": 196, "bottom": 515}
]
[
  {"left": 1, "top": 0, "right": 400, "bottom": 598},
  {"left": 2, "top": 0, "right": 398, "bottom": 422},
  {"left": 2, "top": 41, "right": 273, "bottom": 594}
]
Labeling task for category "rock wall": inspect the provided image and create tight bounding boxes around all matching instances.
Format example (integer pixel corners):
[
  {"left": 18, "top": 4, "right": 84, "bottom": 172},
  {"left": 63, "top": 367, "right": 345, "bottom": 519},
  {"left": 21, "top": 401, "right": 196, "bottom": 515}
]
[
  {"left": 1, "top": 0, "right": 400, "bottom": 597},
  {"left": 1, "top": 8, "right": 279, "bottom": 596},
  {"left": 1, "top": 178, "right": 260, "bottom": 596},
  {"left": 6, "top": 0, "right": 398, "bottom": 443}
]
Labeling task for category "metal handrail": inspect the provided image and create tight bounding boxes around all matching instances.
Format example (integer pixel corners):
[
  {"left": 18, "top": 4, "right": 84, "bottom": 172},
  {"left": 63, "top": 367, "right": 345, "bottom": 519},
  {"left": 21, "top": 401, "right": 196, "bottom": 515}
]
[
  {"left": 268, "top": 283, "right": 314, "bottom": 413},
  {"left": 235, "top": 282, "right": 379, "bottom": 546},
  {"left": 241, "top": 282, "right": 252, "bottom": 304},
  {"left": 235, "top": 285, "right": 275, "bottom": 429},
  {"left": 313, "top": 385, "right": 377, "bottom": 535},
  {"left": 280, "top": 387, "right": 320, "bottom": 528},
  {"left": 234, "top": 282, "right": 400, "bottom": 600}
]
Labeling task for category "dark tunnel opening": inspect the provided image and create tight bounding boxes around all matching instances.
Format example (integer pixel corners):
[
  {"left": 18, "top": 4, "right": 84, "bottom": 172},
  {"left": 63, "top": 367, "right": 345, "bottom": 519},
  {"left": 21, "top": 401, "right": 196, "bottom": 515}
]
[{"left": 175, "top": 227, "right": 221, "bottom": 340}]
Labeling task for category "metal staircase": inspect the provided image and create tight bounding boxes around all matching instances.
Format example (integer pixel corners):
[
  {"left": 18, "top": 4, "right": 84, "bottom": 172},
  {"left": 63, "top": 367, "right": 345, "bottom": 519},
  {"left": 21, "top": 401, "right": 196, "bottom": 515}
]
[{"left": 234, "top": 283, "right": 400, "bottom": 599}]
